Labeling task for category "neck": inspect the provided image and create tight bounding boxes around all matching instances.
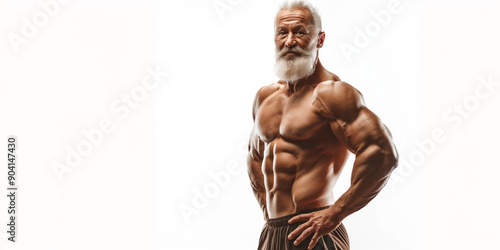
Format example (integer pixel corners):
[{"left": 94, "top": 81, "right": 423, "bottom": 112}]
[{"left": 285, "top": 59, "right": 325, "bottom": 94}]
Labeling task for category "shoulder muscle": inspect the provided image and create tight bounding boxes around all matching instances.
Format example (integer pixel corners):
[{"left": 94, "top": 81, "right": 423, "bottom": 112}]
[
  {"left": 252, "top": 83, "right": 280, "bottom": 120},
  {"left": 313, "top": 80, "right": 365, "bottom": 122}
]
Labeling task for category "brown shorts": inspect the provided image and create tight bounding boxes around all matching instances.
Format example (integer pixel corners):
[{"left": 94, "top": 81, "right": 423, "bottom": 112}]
[{"left": 258, "top": 206, "right": 350, "bottom": 250}]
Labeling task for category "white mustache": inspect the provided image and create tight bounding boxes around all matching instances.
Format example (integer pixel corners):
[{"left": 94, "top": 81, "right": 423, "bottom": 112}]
[{"left": 277, "top": 46, "right": 312, "bottom": 58}]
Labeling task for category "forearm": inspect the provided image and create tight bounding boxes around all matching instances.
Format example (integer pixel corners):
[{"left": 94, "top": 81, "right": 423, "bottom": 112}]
[
  {"left": 247, "top": 153, "right": 268, "bottom": 220},
  {"left": 251, "top": 182, "right": 268, "bottom": 220},
  {"left": 328, "top": 145, "right": 398, "bottom": 223}
]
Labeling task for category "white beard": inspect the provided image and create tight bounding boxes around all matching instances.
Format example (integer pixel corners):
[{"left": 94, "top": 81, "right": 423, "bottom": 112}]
[{"left": 274, "top": 43, "right": 318, "bottom": 83}]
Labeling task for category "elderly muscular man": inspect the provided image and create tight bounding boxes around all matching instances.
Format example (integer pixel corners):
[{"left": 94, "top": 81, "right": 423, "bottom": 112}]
[{"left": 247, "top": 1, "right": 399, "bottom": 250}]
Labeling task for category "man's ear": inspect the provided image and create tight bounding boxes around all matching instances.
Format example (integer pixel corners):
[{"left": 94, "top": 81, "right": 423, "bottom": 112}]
[{"left": 317, "top": 32, "right": 325, "bottom": 48}]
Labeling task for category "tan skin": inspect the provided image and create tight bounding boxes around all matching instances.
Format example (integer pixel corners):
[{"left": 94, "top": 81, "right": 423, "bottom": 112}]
[{"left": 247, "top": 8, "right": 399, "bottom": 250}]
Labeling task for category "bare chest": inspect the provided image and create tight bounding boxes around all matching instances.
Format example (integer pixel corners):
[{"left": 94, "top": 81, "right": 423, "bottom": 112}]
[{"left": 254, "top": 90, "right": 325, "bottom": 143}]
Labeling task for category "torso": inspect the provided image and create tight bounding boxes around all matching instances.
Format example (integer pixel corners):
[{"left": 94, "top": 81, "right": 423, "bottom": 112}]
[{"left": 254, "top": 79, "right": 350, "bottom": 218}]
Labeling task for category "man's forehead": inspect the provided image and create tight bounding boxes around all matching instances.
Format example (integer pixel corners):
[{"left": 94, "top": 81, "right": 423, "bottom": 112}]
[{"left": 276, "top": 9, "right": 314, "bottom": 26}]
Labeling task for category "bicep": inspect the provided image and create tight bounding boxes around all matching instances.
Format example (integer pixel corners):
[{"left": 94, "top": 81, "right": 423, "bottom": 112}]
[
  {"left": 329, "top": 107, "right": 396, "bottom": 157},
  {"left": 248, "top": 127, "right": 264, "bottom": 161},
  {"left": 314, "top": 81, "right": 395, "bottom": 156}
]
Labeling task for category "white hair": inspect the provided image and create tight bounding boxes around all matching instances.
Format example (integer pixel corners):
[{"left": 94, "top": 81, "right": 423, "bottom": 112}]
[{"left": 275, "top": 0, "right": 322, "bottom": 34}]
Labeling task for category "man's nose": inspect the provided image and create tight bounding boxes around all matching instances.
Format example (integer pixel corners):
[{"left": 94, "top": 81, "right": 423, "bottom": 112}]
[{"left": 285, "top": 33, "right": 296, "bottom": 48}]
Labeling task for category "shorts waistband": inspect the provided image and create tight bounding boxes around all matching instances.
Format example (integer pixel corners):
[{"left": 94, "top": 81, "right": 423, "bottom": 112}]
[{"left": 266, "top": 206, "right": 331, "bottom": 228}]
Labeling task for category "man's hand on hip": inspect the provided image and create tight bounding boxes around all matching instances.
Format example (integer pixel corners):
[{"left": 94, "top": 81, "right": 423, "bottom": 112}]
[{"left": 287, "top": 208, "right": 340, "bottom": 250}]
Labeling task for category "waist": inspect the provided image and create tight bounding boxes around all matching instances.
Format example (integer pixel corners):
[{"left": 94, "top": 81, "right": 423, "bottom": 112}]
[{"left": 266, "top": 205, "right": 331, "bottom": 228}]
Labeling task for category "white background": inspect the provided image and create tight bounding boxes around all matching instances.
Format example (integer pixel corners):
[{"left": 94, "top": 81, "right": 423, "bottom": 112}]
[{"left": 0, "top": 0, "right": 499, "bottom": 249}]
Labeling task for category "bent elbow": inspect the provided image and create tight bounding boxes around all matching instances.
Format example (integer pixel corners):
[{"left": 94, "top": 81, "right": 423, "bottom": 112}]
[
  {"left": 387, "top": 146, "right": 399, "bottom": 170},
  {"left": 376, "top": 144, "right": 399, "bottom": 172}
]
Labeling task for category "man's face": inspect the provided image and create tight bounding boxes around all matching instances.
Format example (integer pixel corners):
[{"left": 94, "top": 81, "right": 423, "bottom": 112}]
[{"left": 274, "top": 8, "right": 320, "bottom": 82}]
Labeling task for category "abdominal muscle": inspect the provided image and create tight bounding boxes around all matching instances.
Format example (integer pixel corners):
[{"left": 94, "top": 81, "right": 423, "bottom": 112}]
[{"left": 263, "top": 138, "right": 347, "bottom": 219}]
